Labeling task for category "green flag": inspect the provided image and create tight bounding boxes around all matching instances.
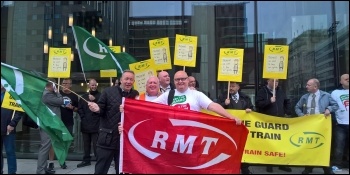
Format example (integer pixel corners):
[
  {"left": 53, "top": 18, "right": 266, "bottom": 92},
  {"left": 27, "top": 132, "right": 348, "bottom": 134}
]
[
  {"left": 1, "top": 62, "right": 73, "bottom": 165},
  {"left": 72, "top": 25, "right": 137, "bottom": 75}
]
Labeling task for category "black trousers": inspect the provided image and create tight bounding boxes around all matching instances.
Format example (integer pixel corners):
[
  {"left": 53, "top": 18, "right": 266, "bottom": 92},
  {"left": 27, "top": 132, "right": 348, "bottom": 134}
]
[
  {"left": 241, "top": 163, "right": 250, "bottom": 171},
  {"left": 82, "top": 132, "right": 98, "bottom": 162},
  {"left": 94, "top": 147, "right": 118, "bottom": 174}
]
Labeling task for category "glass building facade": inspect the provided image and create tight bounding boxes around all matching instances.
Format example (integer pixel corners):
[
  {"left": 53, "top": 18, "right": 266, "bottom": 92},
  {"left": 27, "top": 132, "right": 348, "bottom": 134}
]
[{"left": 1, "top": 1, "right": 348, "bottom": 160}]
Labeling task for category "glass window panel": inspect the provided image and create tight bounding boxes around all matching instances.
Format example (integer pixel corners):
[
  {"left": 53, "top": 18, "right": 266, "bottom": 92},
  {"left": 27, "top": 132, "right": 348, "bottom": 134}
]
[
  {"left": 335, "top": 1, "right": 349, "bottom": 74},
  {"left": 257, "top": 1, "right": 333, "bottom": 116},
  {"left": 130, "top": 1, "right": 182, "bottom": 17},
  {"left": 184, "top": 1, "right": 256, "bottom": 100}
]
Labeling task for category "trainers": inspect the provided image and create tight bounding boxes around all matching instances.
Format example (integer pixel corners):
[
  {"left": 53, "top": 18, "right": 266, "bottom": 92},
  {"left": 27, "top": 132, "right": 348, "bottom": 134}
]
[
  {"left": 47, "top": 162, "right": 55, "bottom": 171},
  {"left": 77, "top": 161, "right": 91, "bottom": 168},
  {"left": 332, "top": 166, "right": 342, "bottom": 172},
  {"left": 61, "top": 162, "right": 67, "bottom": 169}
]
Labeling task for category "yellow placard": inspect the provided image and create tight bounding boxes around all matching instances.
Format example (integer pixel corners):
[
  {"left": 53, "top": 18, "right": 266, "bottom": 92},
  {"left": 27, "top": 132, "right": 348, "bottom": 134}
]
[
  {"left": 100, "top": 46, "right": 121, "bottom": 77},
  {"left": 100, "top": 69, "right": 117, "bottom": 77},
  {"left": 263, "top": 45, "right": 289, "bottom": 79},
  {"left": 1, "top": 92, "right": 24, "bottom": 112},
  {"left": 217, "top": 48, "right": 244, "bottom": 82},
  {"left": 109, "top": 46, "right": 121, "bottom": 53},
  {"left": 174, "top": 34, "right": 198, "bottom": 67},
  {"left": 48, "top": 48, "right": 71, "bottom": 78},
  {"left": 201, "top": 109, "right": 330, "bottom": 166},
  {"left": 149, "top": 37, "right": 172, "bottom": 71},
  {"left": 129, "top": 59, "right": 157, "bottom": 94}
]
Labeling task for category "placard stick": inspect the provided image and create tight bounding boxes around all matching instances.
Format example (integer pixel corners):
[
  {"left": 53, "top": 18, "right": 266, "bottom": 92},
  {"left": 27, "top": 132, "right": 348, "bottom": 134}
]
[
  {"left": 273, "top": 79, "right": 276, "bottom": 97},
  {"left": 110, "top": 77, "right": 113, "bottom": 87},
  {"left": 57, "top": 78, "right": 61, "bottom": 91},
  {"left": 227, "top": 81, "right": 230, "bottom": 99},
  {"left": 183, "top": 66, "right": 186, "bottom": 71}
]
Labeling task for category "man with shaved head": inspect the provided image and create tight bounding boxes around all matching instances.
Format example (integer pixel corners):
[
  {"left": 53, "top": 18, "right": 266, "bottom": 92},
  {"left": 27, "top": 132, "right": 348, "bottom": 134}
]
[
  {"left": 331, "top": 74, "right": 349, "bottom": 172},
  {"left": 77, "top": 79, "right": 101, "bottom": 168},
  {"left": 295, "top": 78, "right": 338, "bottom": 174},
  {"left": 138, "top": 76, "right": 161, "bottom": 101},
  {"left": 153, "top": 71, "right": 241, "bottom": 124},
  {"left": 158, "top": 71, "right": 174, "bottom": 93}
]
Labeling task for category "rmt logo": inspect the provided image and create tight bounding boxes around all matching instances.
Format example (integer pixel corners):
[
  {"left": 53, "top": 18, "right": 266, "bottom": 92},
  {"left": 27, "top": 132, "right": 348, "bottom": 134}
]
[{"left": 126, "top": 118, "right": 238, "bottom": 170}]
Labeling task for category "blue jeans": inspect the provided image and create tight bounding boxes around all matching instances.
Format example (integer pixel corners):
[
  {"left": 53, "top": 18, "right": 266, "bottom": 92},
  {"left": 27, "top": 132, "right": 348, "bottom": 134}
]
[
  {"left": 333, "top": 124, "right": 349, "bottom": 168},
  {"left": 1, "top": 133, "right": 17, "bottom": 174}
]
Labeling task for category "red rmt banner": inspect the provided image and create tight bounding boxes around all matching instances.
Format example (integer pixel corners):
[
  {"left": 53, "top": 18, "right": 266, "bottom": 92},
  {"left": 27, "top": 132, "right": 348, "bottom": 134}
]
[{"left": 120, "top": 98, "right": 248, "bottom": 174}]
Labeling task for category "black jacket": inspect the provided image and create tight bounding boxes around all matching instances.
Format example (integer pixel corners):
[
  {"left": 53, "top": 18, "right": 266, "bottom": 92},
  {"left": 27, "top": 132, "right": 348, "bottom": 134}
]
[
  {"left": 255, "top": 86, "right": 291, "bottom": 117},
  {"left": 96, "top": 86, "right": 138, "bottom": 150},
  {"left": 78, "top": 90, "right": 101, "bottom": 133},
  {"left": 1, "top": 104, "right": 22, "bottom": 136},
  {"left": 219, "top": 91, "right": 254, "bottom": 110}
]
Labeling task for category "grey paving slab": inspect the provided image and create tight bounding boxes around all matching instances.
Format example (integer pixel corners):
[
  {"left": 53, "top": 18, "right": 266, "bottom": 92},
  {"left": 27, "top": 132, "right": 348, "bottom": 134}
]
[{"left": 2, "top": 159, "right": 349, "bottom": 174}]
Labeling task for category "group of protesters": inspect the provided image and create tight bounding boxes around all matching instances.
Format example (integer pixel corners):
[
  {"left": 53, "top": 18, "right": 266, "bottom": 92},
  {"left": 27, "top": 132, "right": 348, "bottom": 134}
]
[{"left": 1, "top": 70, "right": 348, "bottom": 174}]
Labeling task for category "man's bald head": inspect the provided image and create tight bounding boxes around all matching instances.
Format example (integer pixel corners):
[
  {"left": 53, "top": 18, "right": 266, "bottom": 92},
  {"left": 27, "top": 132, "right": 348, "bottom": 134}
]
[
  {"left": 158, "top": 71, "right": 170, "bottom": 88},
  {"left": 340, "top": 74, "right": 349, "bottom": 89},
  {"left": 174, "top": 71, "right": 189, "bottom": 93}
]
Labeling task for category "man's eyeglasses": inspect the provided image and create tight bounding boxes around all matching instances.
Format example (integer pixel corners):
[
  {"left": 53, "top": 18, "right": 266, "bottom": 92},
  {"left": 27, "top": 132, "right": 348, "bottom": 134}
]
[{"left": 174, "top": 77, "right": 188, "bottom": 82}]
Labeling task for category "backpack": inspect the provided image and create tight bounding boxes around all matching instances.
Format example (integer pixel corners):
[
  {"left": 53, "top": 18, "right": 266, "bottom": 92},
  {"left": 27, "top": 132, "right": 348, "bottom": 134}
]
[{"left": 167, "top": 89, "right": 175, "bottom": 106}]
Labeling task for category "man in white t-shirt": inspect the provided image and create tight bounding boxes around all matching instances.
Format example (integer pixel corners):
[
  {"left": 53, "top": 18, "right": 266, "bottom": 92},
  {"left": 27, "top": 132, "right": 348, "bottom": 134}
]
[
  {"left": 330, "top": 74, "right": 349, "bottom": 172},
  {"left": 154, "top": 71, "right": 241, "bottom": 123},
  {"left": 118, "top": 71, "right": 241, "bottom": 133}
]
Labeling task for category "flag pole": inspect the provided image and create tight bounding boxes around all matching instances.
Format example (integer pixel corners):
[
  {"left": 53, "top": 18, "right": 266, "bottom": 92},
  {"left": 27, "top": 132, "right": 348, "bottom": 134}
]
[{"left": 52, "top": 82, "right": 89, "bottom": 104}]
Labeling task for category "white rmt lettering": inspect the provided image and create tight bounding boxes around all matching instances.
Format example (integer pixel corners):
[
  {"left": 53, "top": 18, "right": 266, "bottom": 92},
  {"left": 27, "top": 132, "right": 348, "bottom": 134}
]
[
  {"left": 201, "top": 137, "right": 218, "bottom": 154},
  {"left": 172, "top": 134, "right": 197, "bottom": 154},
  {"left": 98, "top": 43, "right": 108, "bottom": 53},
  {"left": 151, "top": 131, "right": 168, "bottom": 150}
]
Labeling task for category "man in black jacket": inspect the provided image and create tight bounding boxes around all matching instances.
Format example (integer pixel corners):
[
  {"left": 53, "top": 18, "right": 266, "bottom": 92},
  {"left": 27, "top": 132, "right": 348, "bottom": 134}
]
[
  {"left": 1, "top": 85, "right": 22, "bottom": 174},
  {"left": 218, "top": 82, "right": 253, "bottom": 174},
  {"left": 88, "top": 70, "right": 139, "bottom": 174},
  {"left": 255, "top": 79, "right": 292, "bottom": 173},
  {"left": 77, "top": 79, "right": 101, "bottom": 168}
]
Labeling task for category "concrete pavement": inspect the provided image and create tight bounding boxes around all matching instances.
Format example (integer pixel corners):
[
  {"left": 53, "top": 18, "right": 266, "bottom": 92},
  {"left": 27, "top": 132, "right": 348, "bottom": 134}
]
[{"left": 2, "top": 159, "right": 349, "bottom": 174}]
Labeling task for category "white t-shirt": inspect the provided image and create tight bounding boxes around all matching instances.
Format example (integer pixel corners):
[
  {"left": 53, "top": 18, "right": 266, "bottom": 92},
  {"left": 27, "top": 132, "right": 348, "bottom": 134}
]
[
  {"left": 153, "top": 88, "right": 213, "bottom": 112},
  {"left": 331, "top": 89, "right": 349, "bottom": 124}
]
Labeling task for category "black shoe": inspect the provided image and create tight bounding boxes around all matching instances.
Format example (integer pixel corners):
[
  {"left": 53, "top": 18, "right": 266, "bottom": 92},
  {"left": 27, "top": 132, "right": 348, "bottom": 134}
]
[
  {"left": 266, "top": 166, "right": 273, "bottom": 173},
  {"left": 77, "top": 161, "right": 91, "bottom": 168},
  {"left": 60, "top": 162, "right": 67, "bottom": 169},
  {"left": 302, "top": 168, "right": 313, "bottom": 174},
  {"left": 279, "top": 166, "right": 292, "bottom": 172},
  {"left": 47, "top": 162, "right": 55, "bottom": 171},
  {"left": 241, "top": 168, "right": 253, "bottom": 174},
  {"left": 45, "top": 169, "right": 55, "bottom": 174},
  {"left": 323, "top": 167, "right": 334, "bottom": 174}
]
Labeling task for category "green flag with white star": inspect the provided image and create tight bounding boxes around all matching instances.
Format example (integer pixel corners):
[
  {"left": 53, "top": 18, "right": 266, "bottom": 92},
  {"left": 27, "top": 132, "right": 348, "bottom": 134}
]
[{"left": 1, "top": 62, "right": 73, "bottom": 165}]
